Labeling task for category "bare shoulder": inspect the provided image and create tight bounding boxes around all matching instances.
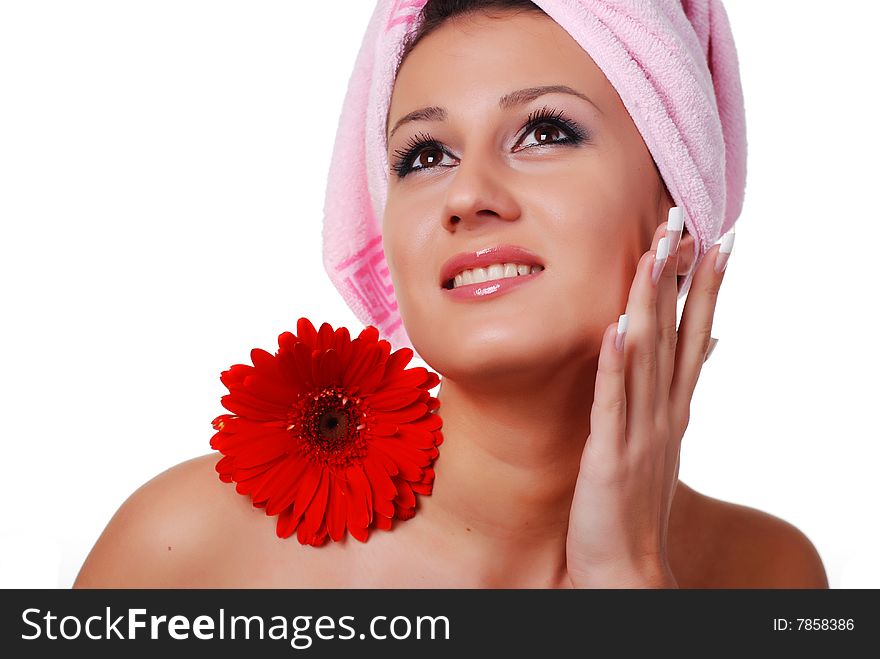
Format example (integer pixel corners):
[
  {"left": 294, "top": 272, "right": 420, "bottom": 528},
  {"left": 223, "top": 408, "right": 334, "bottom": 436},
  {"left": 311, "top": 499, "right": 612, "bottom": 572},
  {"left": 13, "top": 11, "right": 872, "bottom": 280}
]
[
  {"left": 671, "top": 482, "right": 829, "bottom": 589},
  {"left": 74, "top": 453, "right": 288, "bottom": 588}
]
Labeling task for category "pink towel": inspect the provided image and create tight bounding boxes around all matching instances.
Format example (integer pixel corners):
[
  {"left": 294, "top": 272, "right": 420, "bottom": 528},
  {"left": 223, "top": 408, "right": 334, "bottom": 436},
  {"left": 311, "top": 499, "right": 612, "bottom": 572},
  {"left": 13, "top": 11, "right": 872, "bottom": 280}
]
[{"left": 322, "top": 0, "right": 746, "bottom": 357}]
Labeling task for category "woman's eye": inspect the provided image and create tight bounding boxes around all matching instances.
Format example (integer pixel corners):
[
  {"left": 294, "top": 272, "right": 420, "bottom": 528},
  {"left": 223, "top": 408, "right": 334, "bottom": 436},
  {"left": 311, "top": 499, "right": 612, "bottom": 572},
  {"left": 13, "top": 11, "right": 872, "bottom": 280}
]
[
  {"left": 409, "top": 147, "right": 454, "bottom": 171},
  {"left": 518, "top": 122, "right": 567, "bottom": 148}
]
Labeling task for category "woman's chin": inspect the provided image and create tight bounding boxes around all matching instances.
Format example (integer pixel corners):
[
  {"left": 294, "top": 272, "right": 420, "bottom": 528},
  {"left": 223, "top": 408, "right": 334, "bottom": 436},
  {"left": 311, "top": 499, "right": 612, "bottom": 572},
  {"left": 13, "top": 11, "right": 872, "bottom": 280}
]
[{"left": 417, "top": 329, "right": 562, "bottom": 380}]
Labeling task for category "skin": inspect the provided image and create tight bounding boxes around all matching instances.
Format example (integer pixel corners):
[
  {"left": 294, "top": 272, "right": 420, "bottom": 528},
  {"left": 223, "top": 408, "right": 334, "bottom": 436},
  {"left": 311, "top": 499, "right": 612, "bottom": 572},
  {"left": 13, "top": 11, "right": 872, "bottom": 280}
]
[{"left": 73, "top": 10, "right": 828, "bottom": 589}]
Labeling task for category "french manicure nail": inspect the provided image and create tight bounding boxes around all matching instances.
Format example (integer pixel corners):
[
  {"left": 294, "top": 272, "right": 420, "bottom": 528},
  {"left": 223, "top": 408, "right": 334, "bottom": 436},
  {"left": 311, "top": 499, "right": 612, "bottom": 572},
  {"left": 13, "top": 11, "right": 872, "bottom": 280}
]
[
  {"left": 651, "top": 236, "right": 669, "bottom": 284},
  {"left": 615, "top": 314, "right": 628, "bottom": 352},
  {"left": 666, "top": 206, "right": 684, "bottom": 255},
  {"left": 714, "top": 226, "right": 736, "bottom": 273}
]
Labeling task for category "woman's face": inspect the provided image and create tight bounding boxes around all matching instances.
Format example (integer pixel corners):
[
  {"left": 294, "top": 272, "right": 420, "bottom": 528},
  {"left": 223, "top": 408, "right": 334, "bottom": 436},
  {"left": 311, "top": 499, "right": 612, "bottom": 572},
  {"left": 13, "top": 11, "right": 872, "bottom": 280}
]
[{"left": 383, "top": 10, "right": 673, "bottom": 381}]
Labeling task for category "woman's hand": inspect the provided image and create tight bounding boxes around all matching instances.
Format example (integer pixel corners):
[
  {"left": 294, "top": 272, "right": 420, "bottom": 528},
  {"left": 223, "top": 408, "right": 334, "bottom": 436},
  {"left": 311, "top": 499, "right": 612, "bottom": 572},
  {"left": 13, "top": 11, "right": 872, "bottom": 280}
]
[{"left": 565, "top": 215, "right": 734, "bottom": 588}]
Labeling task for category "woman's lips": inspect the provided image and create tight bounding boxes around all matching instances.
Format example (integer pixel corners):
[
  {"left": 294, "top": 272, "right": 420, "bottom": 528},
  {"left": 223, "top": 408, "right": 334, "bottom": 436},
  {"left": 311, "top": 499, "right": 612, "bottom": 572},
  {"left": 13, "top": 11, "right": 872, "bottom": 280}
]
[
  {"left": 441, "top": 267, "right": 545, "bottom": 301},
  {"left": 438, "top": 244, "right": 545, "bottom": 287}
]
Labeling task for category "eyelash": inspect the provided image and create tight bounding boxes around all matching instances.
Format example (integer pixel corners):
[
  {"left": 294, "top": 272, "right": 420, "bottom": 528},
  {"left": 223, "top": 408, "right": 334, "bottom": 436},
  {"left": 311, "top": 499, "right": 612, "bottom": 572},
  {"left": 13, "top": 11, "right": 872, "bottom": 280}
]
[{"left": 389, "top": 106, "right": 589, "bottom": 179}]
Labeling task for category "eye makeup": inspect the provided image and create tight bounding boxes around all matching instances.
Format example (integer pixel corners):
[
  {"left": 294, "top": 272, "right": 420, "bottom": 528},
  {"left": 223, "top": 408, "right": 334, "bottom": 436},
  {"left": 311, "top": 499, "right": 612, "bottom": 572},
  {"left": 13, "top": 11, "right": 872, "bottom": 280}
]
[{"left": 388, "top": 105, "right": 591, "bottom": 179}]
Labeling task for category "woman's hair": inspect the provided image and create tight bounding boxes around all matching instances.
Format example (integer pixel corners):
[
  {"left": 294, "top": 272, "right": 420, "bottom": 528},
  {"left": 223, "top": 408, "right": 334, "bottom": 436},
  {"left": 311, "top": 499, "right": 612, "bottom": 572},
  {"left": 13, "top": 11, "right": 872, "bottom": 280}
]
[{"left": 395, "top": 0, "right": 546, "bottom": 75}]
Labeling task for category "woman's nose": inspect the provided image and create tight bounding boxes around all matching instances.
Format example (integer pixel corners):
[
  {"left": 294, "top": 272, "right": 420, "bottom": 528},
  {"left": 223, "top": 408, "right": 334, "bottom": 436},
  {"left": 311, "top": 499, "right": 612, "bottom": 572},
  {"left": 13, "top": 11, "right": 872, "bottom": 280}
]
[{"left": 441, "top": 154, "right": 521, "bottom": 231}]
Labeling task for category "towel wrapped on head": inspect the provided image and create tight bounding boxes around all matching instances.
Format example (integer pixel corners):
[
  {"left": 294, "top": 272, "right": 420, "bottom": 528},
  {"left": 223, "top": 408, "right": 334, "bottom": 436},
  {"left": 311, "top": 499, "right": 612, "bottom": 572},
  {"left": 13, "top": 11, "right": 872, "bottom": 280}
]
[{"left": 322, "top": 0, "right": 747, "bottom": 356}]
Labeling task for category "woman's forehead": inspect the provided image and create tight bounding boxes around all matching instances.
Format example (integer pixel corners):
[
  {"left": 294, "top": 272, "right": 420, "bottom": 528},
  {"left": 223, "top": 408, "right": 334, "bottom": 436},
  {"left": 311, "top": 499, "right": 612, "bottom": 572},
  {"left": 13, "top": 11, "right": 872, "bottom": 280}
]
[{"left": 388, "top": 11, "right": 613, "bottom": 126}]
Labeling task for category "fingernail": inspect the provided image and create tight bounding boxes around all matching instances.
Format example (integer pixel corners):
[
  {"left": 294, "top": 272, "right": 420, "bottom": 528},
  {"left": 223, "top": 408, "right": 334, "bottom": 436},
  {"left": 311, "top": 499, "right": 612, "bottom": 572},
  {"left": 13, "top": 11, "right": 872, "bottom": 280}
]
[
  {"left": 666, "top": 206, "right": 684, "bottom": 255},
  {"left": 615, "top": 314, "right": 628, "bottom": 352},
  {"left": 703, "top": 337, "right": 719, "bottom": 362},
  {"left": 714, "top": 226, "right": 736, "bottom": 273},
  {"left": 651, "top": 236, "right": 669, "bottom": 284}
]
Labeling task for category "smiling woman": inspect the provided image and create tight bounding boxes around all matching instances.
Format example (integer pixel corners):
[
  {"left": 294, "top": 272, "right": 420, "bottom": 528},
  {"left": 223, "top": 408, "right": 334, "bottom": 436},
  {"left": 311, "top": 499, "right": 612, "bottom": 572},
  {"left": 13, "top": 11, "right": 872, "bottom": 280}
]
[
  {"left": 73, "top": 0, "right": 828, "bottom": 589},
  {"left": 382, "top": 7, "right": 677, "bottom": 371}
]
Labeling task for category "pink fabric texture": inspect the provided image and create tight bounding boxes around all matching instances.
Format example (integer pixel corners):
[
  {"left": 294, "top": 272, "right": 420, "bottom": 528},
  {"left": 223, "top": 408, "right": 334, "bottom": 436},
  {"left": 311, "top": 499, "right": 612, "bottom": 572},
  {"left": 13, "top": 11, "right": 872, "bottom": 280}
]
[{"left": 322, "top": 0, "right": 747, "bottom": 357}]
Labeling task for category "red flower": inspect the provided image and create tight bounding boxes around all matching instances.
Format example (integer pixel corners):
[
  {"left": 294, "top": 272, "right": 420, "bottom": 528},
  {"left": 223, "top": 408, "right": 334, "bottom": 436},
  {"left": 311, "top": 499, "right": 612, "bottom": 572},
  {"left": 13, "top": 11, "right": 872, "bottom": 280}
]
[{"left": 210, "top": 317, "right": 443, "bottom": 546}]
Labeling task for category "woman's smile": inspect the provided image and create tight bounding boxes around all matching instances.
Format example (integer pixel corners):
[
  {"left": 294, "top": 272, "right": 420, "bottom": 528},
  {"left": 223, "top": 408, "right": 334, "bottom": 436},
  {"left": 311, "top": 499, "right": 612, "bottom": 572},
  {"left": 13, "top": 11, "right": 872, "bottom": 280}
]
[{"left": 441, "top": 264, "right": 546, "bottom": 301}]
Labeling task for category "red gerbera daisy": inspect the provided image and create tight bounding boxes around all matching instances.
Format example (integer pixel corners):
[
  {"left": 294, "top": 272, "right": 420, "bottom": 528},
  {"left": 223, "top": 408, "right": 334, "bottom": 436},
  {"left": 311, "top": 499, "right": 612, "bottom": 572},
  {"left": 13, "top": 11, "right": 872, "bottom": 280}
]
[{"left": 210, "top": 317, "right": 443, "bottom": 547}]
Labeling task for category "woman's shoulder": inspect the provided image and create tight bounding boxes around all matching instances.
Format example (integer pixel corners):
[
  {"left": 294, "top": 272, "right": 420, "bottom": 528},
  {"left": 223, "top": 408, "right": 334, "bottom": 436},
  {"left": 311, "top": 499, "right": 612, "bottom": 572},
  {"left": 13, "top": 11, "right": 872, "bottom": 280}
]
[
  {"left": 73, "top": 453, "right": 349, "bottom": 588},
  {"left": 671, "top": 482, "right": 829, "bottom": 588}
]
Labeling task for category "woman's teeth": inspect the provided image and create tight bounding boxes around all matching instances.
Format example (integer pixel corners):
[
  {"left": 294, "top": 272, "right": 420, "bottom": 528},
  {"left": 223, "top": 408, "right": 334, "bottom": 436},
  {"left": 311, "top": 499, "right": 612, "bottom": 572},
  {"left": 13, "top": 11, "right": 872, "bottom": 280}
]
[{"left": 451, "top": 263, "right": 545, "bottom": 288}]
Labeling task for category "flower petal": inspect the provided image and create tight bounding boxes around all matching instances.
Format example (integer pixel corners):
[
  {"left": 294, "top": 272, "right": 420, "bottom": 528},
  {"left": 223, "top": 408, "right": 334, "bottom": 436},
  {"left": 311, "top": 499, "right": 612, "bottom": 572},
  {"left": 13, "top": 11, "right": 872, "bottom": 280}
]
[
  {"left": 396, "top": 427, "right": 437, "bottom": 449},
  {"left": 213, "top": 421, "right": 287, "bottom": 451},
  {"left": 292, "top": 341, "right": 318, "bottom": 389},
  {"left": 376, "top": 402, "right": 428, "bottom": 425},
  {"left": 326, "top": 474, "right": 347, "bottom": 542},
  {"left": 363, "top": 386, "right": 423, "bottom": 411},
  {"left": 220, "top": 364, "right": 252, "bottom": 388},
  {"left": 241, "top": 372, "right": 302, "bottom": 407},
  {"left": 292, "top": 463, "right": 323, "bottom": 521},
  {"left": 297, "top": 468, "right": 330, "bottom": 545},
  {"left": 227, "top": 432, "right": 292, "bottom": 469},
  {"left": 357, "top": 326, "right": 379, "bottom": 343},
  {"left": 317, "top": 322, "right": 336, "bottom": 351},
  {"left": 348, "top": 465, "right": 372, "bottom": 522},
  {"left": 278, "top": 331, "right": 297, "bottom": 352},
  {"left": 408, "top": 412, "right": 443, "bottom": 432},
  {"left": 220, "top": 394, "right": 281, "bottom": 421},
  {"left": 342, "top": 344, "right": 378, "bottom": 391},
  {"left": 226, "top": 383, "right": 291, "bottom": 414},
  {"left": 370, "top": 441, "right": 423, "bottom": 481},
  {"left": 355, "top": 359, "right": 388, "bottom": 396},
  {"left": 392, "top": 478, "right": 416, "bottom": 509},
  {"left": 363, "top": 457, "right": 398, "bottom": 501},
  {"left": 365, "top": 444, "right": 399, "bottom": 477},
  {"left": 371, "top": 492, "right": 395, "bottom": 518},
  {"left": 311, "top": 520, "right": 329, "bottom": 546},
  {"left": 250, "top": 347, "right": 277, "bottom": 371},
  {"left": 383, "top": 367, "right": 430, "bottom": 390},
  {"left": 395, "top": 501, "right": 416, "bottom": 520},
  {"left": 265, "top": 457, "right": 313, "bottom": 516},
  {"left": 276, "top": 349, "right": 303, "bottom": 389},
  {"left": 296, "top": 317, "right": 318, "bottom": 349},
  {"left": 371, "top": 422, "right": 399, "bottom": 436},
  {"left": 313, "top": 348, "right": 341, "bottom": 389},
  {"left": 382, "top": 347, "right": 414, "bottom": 378},
  {"left": 410, "top": 480, "right": 433, "bottom": 495},
  {"left": 344, "top": 465, "right": 372, "bottom": 530},
  {"left": 422, "top": 371, "right": 441, "bottom": 390},
  {"left": 253, "top": 456, "right": 300, "bottom": 505},
  {"left": 332, "top": 327, "right": 352, "bottom": 363},
  {"left": 215, "top": 455, "right": 235, "bottom": 482},
  {"left": 348, "top": 523, "right": 369, "bottom": 543},
  {"left": 275, "top": 504, "right": 299, "bottom": 539},
  {"left": 231, "top": 456, "right": 283, "bottom": 484},
  {"left": 372, "top": 436, "right": 432, "bottom": 468}
]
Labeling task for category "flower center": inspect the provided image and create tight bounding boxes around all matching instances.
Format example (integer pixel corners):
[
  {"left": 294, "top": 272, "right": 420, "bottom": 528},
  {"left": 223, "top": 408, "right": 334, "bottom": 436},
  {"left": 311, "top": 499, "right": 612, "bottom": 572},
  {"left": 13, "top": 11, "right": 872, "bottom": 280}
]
[
  {"left": 289, "top": 387, "right": 368, "bottom": 468},
  {"left": 318, "top": 411, "right": 346, "bottom": 440}
]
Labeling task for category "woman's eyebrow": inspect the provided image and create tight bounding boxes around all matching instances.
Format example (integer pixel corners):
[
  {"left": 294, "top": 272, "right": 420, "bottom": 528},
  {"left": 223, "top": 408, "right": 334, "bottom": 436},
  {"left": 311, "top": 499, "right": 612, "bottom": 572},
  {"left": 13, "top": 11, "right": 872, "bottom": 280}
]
[{"left": 386, "top": 84, "right": 602, "bottom": 141}]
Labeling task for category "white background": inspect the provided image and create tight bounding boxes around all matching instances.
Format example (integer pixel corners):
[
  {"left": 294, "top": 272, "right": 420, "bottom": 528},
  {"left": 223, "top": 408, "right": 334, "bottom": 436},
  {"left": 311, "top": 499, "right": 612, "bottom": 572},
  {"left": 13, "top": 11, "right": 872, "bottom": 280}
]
[{"left": 1, "top": 1, "right": 877, "bottom": 588}]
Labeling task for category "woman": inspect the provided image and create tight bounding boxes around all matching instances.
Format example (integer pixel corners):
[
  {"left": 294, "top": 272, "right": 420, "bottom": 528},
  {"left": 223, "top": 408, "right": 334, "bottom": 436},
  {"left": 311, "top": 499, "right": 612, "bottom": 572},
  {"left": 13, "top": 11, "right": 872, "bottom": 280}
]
[{"left": 74, "top": 0, "right": 828, "bottom": 588}]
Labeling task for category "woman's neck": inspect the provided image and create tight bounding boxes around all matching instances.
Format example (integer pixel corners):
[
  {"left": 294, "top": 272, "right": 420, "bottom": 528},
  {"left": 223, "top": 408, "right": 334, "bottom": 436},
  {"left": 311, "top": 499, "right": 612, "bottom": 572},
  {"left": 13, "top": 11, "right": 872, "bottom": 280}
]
[{"left": 414, "top": 356, "right": 598, "bottom": 588}]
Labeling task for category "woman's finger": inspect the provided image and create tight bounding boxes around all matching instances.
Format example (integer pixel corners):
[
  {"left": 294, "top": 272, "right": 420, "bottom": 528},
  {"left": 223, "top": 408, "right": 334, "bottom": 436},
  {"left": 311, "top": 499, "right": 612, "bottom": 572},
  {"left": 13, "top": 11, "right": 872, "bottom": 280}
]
[
  {"left": 588, "top": 318, "right": 629, "bottom": 457},
  {"left": 622, "top": 229, "right": 664, "bottom": 445},
  {"left": 654, "top": 214, "right": 682, "bottom": 419},
  {"left": 670, "top": 229, "right": 735, "bottom": 419}
]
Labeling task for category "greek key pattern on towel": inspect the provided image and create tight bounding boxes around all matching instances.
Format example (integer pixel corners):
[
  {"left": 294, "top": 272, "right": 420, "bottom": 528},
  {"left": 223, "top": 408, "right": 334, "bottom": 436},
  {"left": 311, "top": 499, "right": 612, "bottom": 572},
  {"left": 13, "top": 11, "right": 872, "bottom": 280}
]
[{"left": 334, "top": 235, "right": 402, "bottom": 339}]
